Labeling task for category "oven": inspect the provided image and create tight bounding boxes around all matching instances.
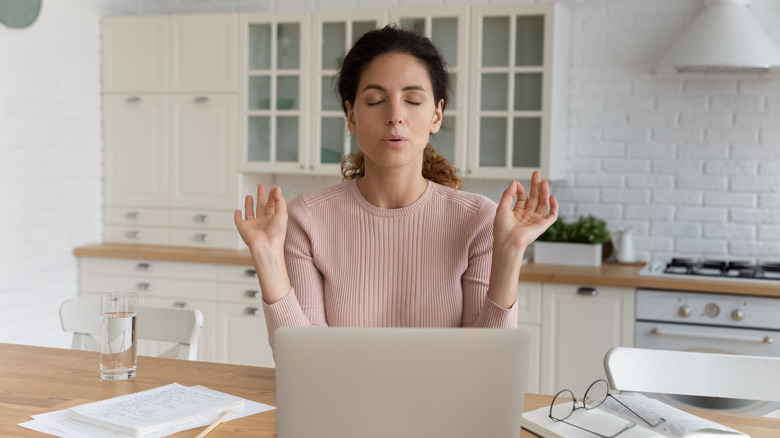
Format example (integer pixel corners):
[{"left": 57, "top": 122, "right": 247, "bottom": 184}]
[{"left": 636, "top": 258, "right": 780, "bottom": 416}]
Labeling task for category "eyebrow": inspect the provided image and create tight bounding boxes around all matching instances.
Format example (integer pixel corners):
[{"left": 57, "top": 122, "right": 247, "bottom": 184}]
[{"left": 361, "top": 84, "right": 427, "bottom": 93}]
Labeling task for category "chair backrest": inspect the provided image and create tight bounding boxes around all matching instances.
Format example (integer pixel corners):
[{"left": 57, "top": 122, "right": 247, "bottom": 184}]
[
  {"left": 59, "top": 298, "right": 203, "bottom": 360},
  {"left": 604, "top": 346, "right": 780, "bottom": 402}
]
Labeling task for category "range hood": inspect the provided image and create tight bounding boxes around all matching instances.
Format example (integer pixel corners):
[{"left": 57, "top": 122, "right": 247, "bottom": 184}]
[{"left": 656, "top": 0, "right": 780, "bottom": 73}]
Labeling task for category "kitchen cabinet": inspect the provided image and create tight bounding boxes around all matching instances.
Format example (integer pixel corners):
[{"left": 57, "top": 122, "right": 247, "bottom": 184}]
[
  {"left": 467, "top": 3, "right": 569, "bottom": 180},
  {"left": 216, "top": 265, "right": 274, "bottom": 367},
  {"left": 516, "top": 281, "right": 543, "bottom": 394},
  {"left": 101, "top": 15, "right": 239, "bottom": 249},
  {"left": 540, "top": 283, "right": 635, "bottom": 396}
]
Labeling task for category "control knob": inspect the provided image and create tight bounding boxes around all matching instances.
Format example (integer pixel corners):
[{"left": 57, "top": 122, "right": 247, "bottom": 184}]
[
  {"left": 678, "top": 305, "right": 692, "bottom": 318},
  {"left": 731, "top": 309, "right": 746, "bottom": 322}
]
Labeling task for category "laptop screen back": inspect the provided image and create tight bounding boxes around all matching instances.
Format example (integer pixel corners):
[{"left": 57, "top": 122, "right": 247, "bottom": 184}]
[{"left": 274, "top": 327, "right": 530, "bottom": 438}]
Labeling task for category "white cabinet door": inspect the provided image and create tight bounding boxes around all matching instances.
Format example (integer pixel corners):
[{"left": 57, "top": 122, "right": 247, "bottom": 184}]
[
  {"left": 467, "top": 3, "right": 569, "bottom": 181},
  {"left": 169, "top": 94, "right": 237, "bottom": 209},
  {"left": 102, "top": 16, "right": 168, "bottom": 92},
  {"left": 217, "top": 303, "right": 275, "bottom": 368},
  {"left": 170, "top": 14, "right": 238, "bottom": 92},
  {"left": 540, "top": 284, "right": 634, "bottom": 396},
  {"left": 103, "top": 94, "right": 168, "bottom": 207}
]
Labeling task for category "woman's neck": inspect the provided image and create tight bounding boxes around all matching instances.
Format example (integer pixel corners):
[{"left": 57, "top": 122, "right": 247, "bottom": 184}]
[{"left": 355, "top": 172, "right": 428, "bottom": 209}]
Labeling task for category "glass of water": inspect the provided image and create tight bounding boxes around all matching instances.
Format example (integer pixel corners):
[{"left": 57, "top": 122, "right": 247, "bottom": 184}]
[{"left": 100, "top": 292, "right": 138, "bottom": 380}]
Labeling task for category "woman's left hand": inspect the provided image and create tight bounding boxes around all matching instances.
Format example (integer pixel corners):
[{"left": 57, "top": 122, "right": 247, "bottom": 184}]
[{"left": 494, "top": 170, "right": 558, "bottom": 255}]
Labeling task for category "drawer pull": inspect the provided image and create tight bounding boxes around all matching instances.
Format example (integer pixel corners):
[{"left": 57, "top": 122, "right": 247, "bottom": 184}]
[
  {"left": 194, "top": 214, "right": 210, "bottom": 223},
  {"left": 136, "top": 263, "right": 152, "bottom": 271},
  {"left": 194, "top": 233, "right": 210, "bottom": 242},
  {"left": 126, "top": 211, "right": 142, "bottom": 220},
  {"left": 194, "top": 96, "right": 210, "bottom": 104},
  {"left": 244, "top": 269, "right": 257, "bottom": 278},
  {"left": 126, "top": 230, "right": 143, "bottom": 240},
  {"left": 126, "top": 96, "right": 142, "bottom": 104},
  {"left": 172, "top": 302, "right": 190, "bottom": 309},
  {"left": 245, "top": 290, "right": 262, "bottom": 299},
  {"left": 136, "top": 282, "right": 153, "bottom": 292},
  {"left": 577, "top": 287, "right": 598, "bottom": 296},
  {"left": 245, "top": 307, "right": 262, "bottom": 316}
]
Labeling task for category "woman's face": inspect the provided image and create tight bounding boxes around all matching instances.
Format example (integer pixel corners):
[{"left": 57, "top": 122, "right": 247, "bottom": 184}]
[{"left": 345, "top": 53, "right": 443, "bottom": 175}]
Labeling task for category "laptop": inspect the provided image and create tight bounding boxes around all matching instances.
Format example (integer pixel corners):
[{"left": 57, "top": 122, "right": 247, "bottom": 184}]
[{"left": 274, "top": 327, "right": 530, "bottom": 438}]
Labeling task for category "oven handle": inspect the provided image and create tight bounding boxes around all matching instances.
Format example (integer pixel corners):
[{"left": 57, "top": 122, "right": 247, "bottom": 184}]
[{"left": 650, "top": 327, "right": 775, "bottom": 344}]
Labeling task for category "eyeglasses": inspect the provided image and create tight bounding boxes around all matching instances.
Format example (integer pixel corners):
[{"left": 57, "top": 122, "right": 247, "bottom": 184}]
[{"left": 549, "top": 379, "right": 666, "bottom": 438}]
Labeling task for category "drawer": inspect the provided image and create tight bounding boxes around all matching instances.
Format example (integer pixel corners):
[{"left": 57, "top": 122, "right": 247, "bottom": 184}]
[
  {"left": 104, "top": 207, "right": 168, "bottom": 227},
  {"left": 169, "top": 209, "right": 235, "bottom": 229},
  {"left": 105, "top": 225, "right": 168, "bottom": 246},
  {"left": 80, "top": 273, "right": 216, "bottom": 300},
  {"left": 217, "top": 264, "right": 259, "bottom": 285},
  {"left": 217, "top": 282, "right": 263, "bottom": 304},
  {"left": 80, "top": 257, "right": 216, "bottom": 281},
  {"left": 169, "top": 229, "right": 238, "bottom": 249}
]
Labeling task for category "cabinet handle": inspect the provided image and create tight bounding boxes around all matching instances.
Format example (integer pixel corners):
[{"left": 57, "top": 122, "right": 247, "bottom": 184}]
[
  {"left": 126, "top": 211, "right": 142, "bottom": 220},
  {"left": 172, "top": 302, "right": 190, "bottom": 309},
  {"left": 244, "top": 307, "right": 262, "bottom": 316},
  {"left": 194, "top": 96, "right": 210, "bottom": 104},
  {"left": 126, "top": 96, "right": 142, "bottom": 104},
  {"left": 136, "top": 282, "right": 153, "bottom": 291},
  {"left": 194, "top": 214, "right": 210, "bottom": 223},
  {"left": 136, "top": 262, "right": 152, "bottom": 271},
  {"left": 245, "top": 290, "right": 262, "bottom": 299},
  {"left": 194, "top": 233, "right": 210, "bottom": 242},
  {"left": 126, "top": 230, "right": 143, "bottom": 239},
  {"left": 244, "top": 269, "right": 257, "bottom": 278},
  {"left": 577, "top": 287, "right": 598, "bottom": 296}
]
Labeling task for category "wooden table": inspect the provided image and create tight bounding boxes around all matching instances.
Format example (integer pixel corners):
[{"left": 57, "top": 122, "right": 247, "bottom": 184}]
[{"left": 2, "top": 343, "right": 779, "bottom": 437}]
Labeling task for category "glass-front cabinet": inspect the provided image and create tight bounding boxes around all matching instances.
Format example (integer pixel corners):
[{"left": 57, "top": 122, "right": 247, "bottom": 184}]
[
  {"left": 239, "top": 13, "right": 310, "bottom": 173},
  {"left": 390, "top": 6, "right": 469, "bottom": 174},
  {"left": 310, "top": 10, "right": 387, "bottom": 174},
  {"left": 468, "top": 3, "right": 569, "bottom": 180}
]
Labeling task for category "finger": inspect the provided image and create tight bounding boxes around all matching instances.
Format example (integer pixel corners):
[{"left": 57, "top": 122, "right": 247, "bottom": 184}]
[
  {"left": 548, "top": 194, "right": 559, "bottom": 220},
  {"left": 498, "top": 181, "right": 519, "bottom": 211},
  {"left": 526, "top": 170, "right": 541, "bottom": 212},
  {"left": 535, "top": 180, "right": 551, "bottom": 216},
  {"left": 244, "top": 195, "right": 256, "bottom": 220},
  {"left": 272, "top": 186, "right": 287, "bottom": 216},
  {"left": 264, "top": 186, "right": 281, "bottom": 216},
  {"left": 256, "top": 184, "right": 268, "bottom": 218},
  {"left": 513, "top": 181, "right": 528, "bottom": 213},
  {"left": 233, "top": 209, "right": 244, "bottom": 226}
]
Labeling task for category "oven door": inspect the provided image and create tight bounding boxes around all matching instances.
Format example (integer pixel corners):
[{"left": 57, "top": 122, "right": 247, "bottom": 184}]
[{"left": 635, "top": 321, "right": 780, "bottom": 416}]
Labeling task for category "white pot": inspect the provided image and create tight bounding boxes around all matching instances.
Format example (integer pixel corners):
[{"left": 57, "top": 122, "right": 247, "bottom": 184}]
[{"left": 533, "top": 241, "right": 603, "bottom": 267}]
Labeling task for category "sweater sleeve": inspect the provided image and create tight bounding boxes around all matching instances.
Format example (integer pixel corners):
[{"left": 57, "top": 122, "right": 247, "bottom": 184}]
[
  {"left": 261, "top": 196, "right": 328, "bottom": 349},
  {"left": 461, "top": 197, "right": 518, "bottom": 329}
]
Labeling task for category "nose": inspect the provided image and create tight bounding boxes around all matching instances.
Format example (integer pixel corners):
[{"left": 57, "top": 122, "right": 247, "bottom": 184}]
[{"left": 386, "top": 100, "right": 403, "bottom": 126}]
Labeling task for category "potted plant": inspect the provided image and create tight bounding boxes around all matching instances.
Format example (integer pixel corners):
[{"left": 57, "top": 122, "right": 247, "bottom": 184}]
[{"left": 534, "top": 215, "right": 611, "bottom": 267}]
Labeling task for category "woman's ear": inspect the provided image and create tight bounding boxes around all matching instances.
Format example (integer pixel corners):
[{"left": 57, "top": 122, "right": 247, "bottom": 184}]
[
  {"left": 430, "top": 99, "right": 444, "bottom": 134},
  {"left": 345, "top": 101, "right": 357, "bottom": 135}
]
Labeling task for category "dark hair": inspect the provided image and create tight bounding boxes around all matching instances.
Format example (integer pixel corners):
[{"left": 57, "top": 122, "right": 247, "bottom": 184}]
[{"left": 337, "top": 25, "right": 462, "bottom": 190}]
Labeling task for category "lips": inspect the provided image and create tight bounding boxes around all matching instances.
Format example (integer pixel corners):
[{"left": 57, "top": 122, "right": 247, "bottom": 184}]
[{"left": 383, "top": 134, "right": 407, "bottom": 143}]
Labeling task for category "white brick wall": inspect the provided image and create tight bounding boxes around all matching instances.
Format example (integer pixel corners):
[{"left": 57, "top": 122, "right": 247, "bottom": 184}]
[{"left": 2, "top": 0, "right": 779, "bottom": 346}]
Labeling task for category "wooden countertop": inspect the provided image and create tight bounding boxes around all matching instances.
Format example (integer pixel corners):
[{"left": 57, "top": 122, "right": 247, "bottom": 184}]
[{"left": 73, "top": 244, "right": 780, "bottom": 297}]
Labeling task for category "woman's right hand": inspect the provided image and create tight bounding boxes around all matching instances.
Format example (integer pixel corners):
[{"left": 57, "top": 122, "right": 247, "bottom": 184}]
[{"left": 234, "top": 184, "right": 291, "bottom": 304}]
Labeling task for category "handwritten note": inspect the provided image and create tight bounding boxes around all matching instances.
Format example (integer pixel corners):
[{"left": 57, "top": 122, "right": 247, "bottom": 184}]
[{"left": 67, "top": 383, "right": 245, "bottom": 437}]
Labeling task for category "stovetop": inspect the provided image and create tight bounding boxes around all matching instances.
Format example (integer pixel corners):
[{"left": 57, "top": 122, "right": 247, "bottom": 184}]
[{"left": 660, "top": 258, "right": 780, "bottom": 281}]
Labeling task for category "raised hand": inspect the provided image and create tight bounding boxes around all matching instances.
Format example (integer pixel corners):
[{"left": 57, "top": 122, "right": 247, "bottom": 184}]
[
  {"left": 234, "top": 184, "right": 291, "bottom": 304},
  {"left": 494, "top": 170, "right": 558, "bottom": 252},
  {"left": 487, "top": 171, "right": 558, "bottom": 309}
]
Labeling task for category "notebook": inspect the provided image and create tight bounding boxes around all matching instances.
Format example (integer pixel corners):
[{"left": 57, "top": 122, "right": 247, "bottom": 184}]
[{"left": 274, "top": 327, "right": 530, "bottom": 438}]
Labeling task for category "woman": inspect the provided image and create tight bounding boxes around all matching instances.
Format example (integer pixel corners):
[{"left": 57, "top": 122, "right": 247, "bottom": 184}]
[{"left": 234, "top": 25, "right": 558, "bottom": 348}]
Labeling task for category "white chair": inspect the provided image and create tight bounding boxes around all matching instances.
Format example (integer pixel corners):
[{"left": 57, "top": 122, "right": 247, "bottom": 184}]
[
  {"left": 59, "top": 298, "right": 204, "bottom": 360},
  {"left": 604, "top": 346, "right": 780, "bottom": 403}
]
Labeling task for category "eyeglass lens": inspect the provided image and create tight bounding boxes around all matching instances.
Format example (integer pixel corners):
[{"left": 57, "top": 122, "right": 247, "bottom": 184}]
[
  {"left": 550, "top": 389, "right": 576, "bottom": 421},
  {"left": 584, "top": 379, "right": 609, "bottom": 409}
]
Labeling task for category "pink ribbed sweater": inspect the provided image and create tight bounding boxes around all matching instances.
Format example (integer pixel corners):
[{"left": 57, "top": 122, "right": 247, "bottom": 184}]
[{"left": 262, "top": 179, "right": 518, "bottom": 346}]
